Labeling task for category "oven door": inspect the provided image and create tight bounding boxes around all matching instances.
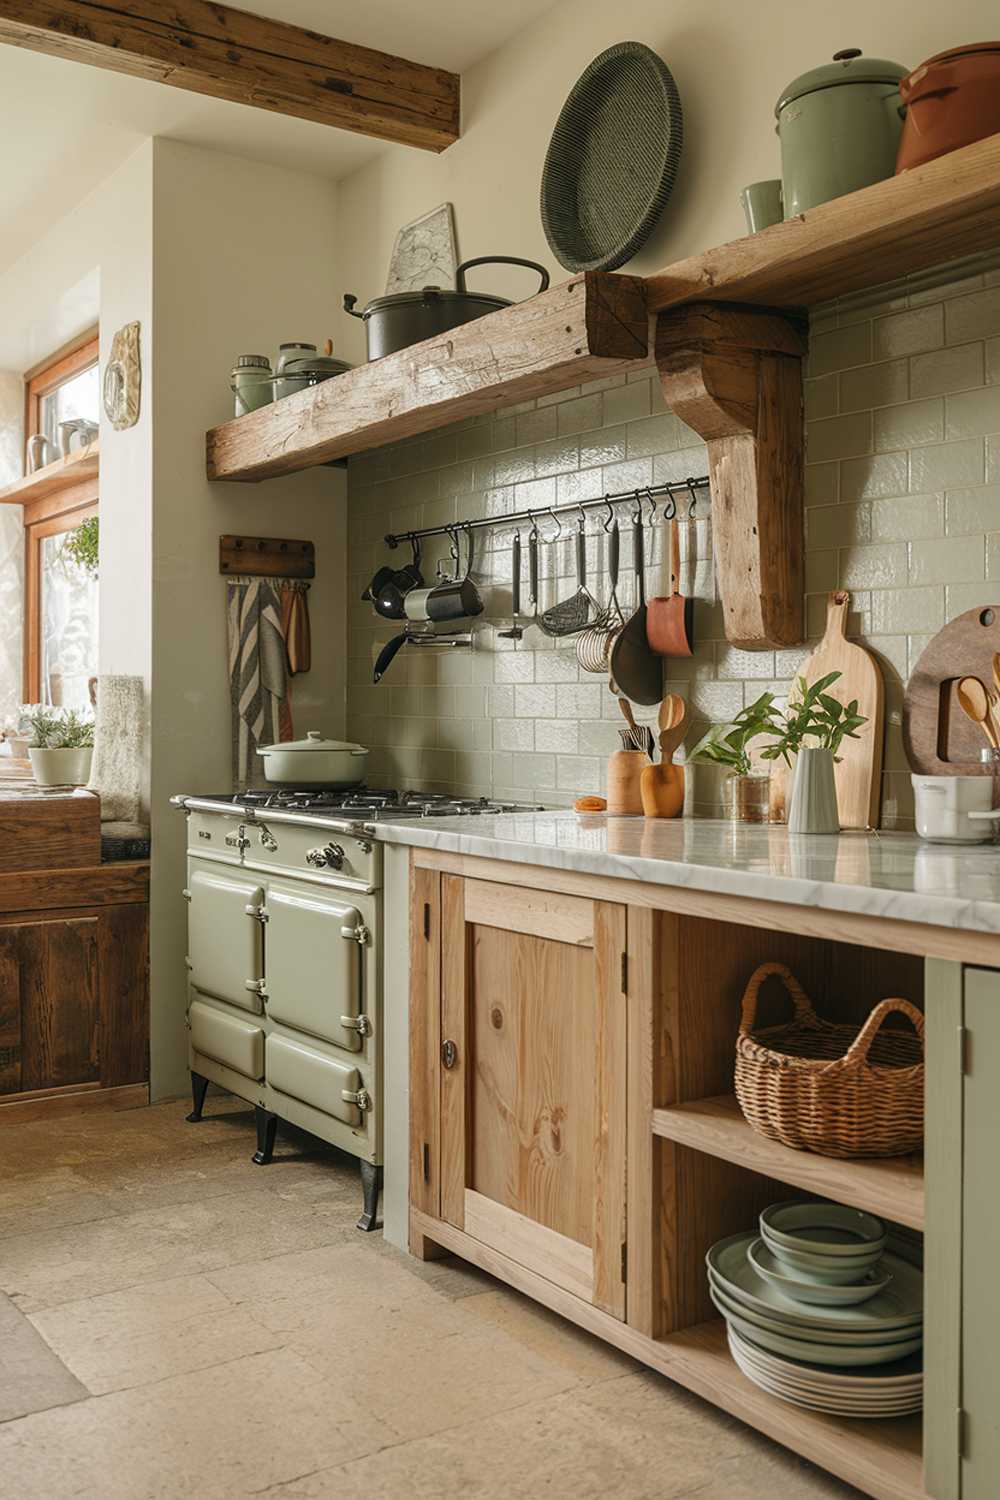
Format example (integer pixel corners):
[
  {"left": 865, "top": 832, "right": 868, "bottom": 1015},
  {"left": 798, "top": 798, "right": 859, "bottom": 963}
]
[
  {"left": 264, "top": 886, "right": 366, "bottom": 1051},
  {"left": 188, "top": 867, "right": 264, "bottom": 1013}
]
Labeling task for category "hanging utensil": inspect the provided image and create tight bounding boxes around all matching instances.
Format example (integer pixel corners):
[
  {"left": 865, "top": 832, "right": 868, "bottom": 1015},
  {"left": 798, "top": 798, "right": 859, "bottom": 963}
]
[
  {"left": 498, "top": 531, "right": 524, "bottom": 642},
  {"left": 957, "top": 675, "right": 999, "bottom": 748},
  {"left": 404, "top": 525, "right": 483, "bottom": 622},
  {"left": 539, "top": 515, "right": 598, "bottom": 636},
  {"left": 646, "top": 516, "right": 694, "bottom": 657},
  {"left": 608, "top": 506, "right": 664, "bottom": 705},
  {"left": 577, "top": 516, "right": 624, "bottom": 672},
  {"left": 528, "top": 522, "right": 540, "bottom": 621}
]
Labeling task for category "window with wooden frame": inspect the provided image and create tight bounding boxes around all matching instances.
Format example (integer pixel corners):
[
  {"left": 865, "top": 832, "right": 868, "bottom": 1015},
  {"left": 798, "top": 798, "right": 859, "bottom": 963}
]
[{"left": 21, "top": 330, "right": 100, "bottom": 708}]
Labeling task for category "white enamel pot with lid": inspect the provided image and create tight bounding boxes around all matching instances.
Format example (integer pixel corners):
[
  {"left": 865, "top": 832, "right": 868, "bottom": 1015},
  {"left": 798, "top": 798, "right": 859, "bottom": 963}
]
[{"left": 257, "top": 731, "right": 369, "bottom": 788}]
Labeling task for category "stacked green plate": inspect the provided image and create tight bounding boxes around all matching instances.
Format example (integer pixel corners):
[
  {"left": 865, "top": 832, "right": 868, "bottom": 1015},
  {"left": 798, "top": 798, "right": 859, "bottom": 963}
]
[{"left": 707, "top": 1219, "right": 923, "bottom": 1414}]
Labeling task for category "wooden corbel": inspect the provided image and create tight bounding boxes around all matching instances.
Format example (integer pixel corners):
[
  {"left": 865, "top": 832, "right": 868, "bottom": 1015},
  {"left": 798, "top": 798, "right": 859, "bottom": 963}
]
[{"left": 655, "top": 303, "right": 808, "bottom": 648}]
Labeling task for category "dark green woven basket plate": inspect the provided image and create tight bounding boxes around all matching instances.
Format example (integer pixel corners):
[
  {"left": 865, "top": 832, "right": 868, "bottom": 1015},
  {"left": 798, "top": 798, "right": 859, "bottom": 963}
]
[{"left": 541, "top": 41, "right": 683, "bottom": 273}]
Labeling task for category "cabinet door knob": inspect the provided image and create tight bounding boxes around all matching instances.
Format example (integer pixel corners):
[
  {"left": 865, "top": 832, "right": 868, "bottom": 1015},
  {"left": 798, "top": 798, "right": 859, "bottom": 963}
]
[{"left": 441, "top": 1039, "right": 458, "bottom": 1070}]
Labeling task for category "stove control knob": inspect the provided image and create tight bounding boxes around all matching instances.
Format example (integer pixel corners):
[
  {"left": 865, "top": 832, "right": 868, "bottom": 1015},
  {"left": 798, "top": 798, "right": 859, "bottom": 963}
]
[{"left": 306, "top": 843, "right": 345, "bottom": 870}]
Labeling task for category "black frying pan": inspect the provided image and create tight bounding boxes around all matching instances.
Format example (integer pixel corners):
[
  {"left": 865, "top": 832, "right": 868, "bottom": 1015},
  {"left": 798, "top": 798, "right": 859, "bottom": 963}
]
[{"left": 609, "top": 512, "right": 664, "bottom": 705}]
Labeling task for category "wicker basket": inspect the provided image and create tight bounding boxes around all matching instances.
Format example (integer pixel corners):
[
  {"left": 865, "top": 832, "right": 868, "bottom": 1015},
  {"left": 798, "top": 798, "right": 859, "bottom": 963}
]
[{"left": 734, "top": 962, "right": 924, "bottom": 1159}]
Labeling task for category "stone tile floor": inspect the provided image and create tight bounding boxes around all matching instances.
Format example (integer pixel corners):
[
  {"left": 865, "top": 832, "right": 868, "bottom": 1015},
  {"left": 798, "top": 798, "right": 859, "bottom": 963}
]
[{"left": 0, "top": 1097, "right": 862, "bottom": 1498}]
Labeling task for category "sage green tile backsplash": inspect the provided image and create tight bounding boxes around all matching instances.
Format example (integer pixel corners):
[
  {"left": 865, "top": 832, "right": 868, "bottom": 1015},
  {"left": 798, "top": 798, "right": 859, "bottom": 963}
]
[{"left": 347, "top": 270, "right": 1000, "bottom": 829}]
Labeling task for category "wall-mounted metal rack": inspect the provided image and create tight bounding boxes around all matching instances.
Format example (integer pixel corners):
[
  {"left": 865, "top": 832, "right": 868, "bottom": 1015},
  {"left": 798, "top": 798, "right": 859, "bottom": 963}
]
[{"left": 383, "top": 475, "right": 710, "bottom": 549}]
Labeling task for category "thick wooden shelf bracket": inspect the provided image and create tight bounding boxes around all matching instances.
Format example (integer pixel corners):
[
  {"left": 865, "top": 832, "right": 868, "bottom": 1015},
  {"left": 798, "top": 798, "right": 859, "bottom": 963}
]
[{"left": 655, "top": 304, "right": 807, "bottom": 649}]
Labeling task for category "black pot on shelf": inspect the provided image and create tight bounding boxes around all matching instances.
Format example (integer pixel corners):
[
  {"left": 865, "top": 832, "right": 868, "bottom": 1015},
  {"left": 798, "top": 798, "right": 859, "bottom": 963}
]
[{"left": 343, "top": 257, "right": 550, "bottom": 360}]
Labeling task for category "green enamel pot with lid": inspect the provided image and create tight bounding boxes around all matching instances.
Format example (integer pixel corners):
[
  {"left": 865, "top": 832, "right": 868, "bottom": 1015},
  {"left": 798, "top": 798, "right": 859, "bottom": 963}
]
[{"left": 775, "top": 48, "right": 908, "bottom": 217}]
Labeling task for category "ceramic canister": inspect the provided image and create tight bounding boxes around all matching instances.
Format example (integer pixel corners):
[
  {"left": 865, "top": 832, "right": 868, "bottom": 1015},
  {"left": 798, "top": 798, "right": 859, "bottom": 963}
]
[
  {"left": 232, "top": 354, "right": 273, "bottom": 417},
  {"left": 911, "top": 773, "right": 993, "bottom": 843},
  {"left": 775, "top": 49, "right": 908, "bottom": 217}
]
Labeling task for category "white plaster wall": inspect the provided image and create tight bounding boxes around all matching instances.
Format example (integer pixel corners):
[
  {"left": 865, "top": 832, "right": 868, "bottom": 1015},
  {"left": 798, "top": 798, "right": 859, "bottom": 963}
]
[
  {"left": 0, "top": 371, "right": 23, "bottom": 724},
  {"left": 335, "top": 0, "right": 1000, "bottom": 365},
  {"left": 148, "top": 139, "right": 348, "bottom": 1099}
]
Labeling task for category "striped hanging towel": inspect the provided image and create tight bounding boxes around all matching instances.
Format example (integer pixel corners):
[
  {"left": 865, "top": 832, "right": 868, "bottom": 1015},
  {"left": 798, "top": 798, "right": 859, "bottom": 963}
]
[{"left": 226, "top": 576, "right": 289, "bottom": 787}]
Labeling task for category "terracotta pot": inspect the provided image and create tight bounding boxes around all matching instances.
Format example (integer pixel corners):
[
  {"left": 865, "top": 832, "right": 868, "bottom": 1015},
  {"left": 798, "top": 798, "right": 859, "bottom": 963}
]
[{"left": 897, "top": 42, "right": 1000, "bottom": 171}]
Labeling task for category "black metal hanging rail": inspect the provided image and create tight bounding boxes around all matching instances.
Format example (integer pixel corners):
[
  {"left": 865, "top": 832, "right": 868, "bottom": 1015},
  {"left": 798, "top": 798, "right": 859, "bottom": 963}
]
[{"left": 383, "top": 474, "right": 711, "bottom": 549}]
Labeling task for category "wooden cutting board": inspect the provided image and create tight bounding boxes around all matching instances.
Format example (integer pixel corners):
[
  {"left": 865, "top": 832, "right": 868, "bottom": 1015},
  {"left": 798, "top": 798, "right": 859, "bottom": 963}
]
[
  {"left": 903, "top": 604, "right": 1000, "bottom": 774},
  {"left": 768, "top": 592, "right": 884, "bottom": 829}
]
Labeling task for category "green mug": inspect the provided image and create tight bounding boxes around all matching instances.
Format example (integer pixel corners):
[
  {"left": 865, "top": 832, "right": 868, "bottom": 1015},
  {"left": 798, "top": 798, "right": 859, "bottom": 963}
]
[{"left": 740, "top": 179, "right": 783, "bottom": 234}]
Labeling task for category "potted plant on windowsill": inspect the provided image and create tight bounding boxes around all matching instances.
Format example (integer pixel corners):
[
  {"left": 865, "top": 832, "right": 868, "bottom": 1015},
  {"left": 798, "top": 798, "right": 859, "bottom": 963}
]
[
  {"left": 760, "top": 672, "right": 868, "bottom": 833},
  {"left": 688, "top": 692, "right": 781, "bottom": 823},
  {"left": 20, "top": 705, "right": 95, "bottom": 787}
]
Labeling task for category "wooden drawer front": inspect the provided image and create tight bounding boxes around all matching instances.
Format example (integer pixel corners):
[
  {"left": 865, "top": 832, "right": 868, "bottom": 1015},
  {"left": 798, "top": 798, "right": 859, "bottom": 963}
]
[
  {"left": 189, "top": 998, "right": 263, "bottom": 1080},
  {"left": 266, "top": 1034, "right": 362, "bottom": 1126},
  {"left": 188, "top": 869, "right": 263, "bottom": 1012},
  {"left": 264, "top": 887, "right": 362, "bottom": 1051},
  {"left": 463, "top": 879, "right": 594, "bottom": 946}
]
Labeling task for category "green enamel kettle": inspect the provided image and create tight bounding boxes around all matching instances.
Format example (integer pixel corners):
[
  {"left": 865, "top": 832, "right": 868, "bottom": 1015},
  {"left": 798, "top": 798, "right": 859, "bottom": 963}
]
[{"left": 776, "top": 48, "right": 908, "bottom": 217}]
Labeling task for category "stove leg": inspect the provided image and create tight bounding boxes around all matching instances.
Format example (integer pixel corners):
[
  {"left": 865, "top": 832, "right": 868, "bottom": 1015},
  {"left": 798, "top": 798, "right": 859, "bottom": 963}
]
[
  {"left": 186, "top": 1071, "right": 210, "bottom": 1123},
  {"left": 252, "top": 1106, "right": 278, "bottom": 1165},
  {"left": 357, "top": 1159, "right": 383, "bottom": 1232}
]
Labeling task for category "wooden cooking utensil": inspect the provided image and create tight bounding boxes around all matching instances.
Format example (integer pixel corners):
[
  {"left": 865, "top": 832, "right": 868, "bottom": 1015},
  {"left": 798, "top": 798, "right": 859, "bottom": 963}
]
[
  {"left": 770, "top": 591, "right": 884, "bottom": 829},
  {"left": 903, "top": 605, "right": 1000, "bottom": 774},
  {"left": 645, "top": 519, "right": 694, "bottom": 657},
  {"left": 640, "top": 695, "right": 687, "bottom": 817},
  {"left": 993, "top": 651, "right": 1000, "bottom": 698},
  {"left": 957, "top": 675, "right": 999, "bottom": 748}
]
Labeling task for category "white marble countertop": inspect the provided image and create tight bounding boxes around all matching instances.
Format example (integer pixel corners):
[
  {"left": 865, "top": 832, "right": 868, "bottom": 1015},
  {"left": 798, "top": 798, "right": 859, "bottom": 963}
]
[{"left": 371, "top": 812, "right": 1000, "bottom": 936}]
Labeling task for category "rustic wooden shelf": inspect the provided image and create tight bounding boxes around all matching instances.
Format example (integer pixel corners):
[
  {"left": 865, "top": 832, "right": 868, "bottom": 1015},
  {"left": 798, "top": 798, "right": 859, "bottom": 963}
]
[
  {"left": 0, "top": 441, "right": 99, "bottom": 506},
  {"left": 659, "top": 1320, "right": 925, "bottom": 1500},
  {"left": 652, "top": 1094, "right": 924, "bottom": 1231},
  {"left": 206, "top": 272, "right": 648, "bottom": 482},
  {"left": 646, "top": 130, "right": 1000, "bottom": 312}
]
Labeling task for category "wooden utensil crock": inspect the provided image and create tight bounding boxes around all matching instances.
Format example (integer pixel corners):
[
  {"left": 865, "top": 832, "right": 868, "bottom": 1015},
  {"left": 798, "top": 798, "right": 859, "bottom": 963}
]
[
  {"left": 607, "top": 750, "right": 651, "bottom": 815},
  {"left": 640, "top": 693, "right": 688, "bottom": 817}
]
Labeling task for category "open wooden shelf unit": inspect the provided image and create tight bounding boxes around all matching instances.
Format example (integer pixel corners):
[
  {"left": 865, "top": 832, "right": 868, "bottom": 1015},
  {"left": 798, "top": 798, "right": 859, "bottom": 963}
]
[
  {"left": 206, "top": 131, "right": 1000, "bottom": 485},
  {"left": 0, "top": 441, "right": 99, "bottom": 507},
  {"left": 652, "top": 1093, "right": 924, "bottom": 1231}
]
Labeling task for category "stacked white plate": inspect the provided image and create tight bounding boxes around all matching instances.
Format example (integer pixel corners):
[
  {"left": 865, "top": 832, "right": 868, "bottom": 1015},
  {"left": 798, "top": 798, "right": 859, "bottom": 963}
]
[{"left": 707, "top": 1207, "right": 923, "bottom": 1418}]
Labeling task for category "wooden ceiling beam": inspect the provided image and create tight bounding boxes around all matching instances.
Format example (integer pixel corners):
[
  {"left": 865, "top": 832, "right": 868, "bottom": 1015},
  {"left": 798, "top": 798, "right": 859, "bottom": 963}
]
[{"left": 0, "top": 0, "right": 460, "bottom": 151}]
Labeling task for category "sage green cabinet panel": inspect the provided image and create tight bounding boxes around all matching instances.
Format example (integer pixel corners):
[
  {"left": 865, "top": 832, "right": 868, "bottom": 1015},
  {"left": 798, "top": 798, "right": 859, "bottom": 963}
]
[
  {"left": 264, "top": 886, "right": 363, "bottom": 1051},
  {"left": 188, "top": 869, "right": 263, "bottom": 1012},
  {"left": 924, "top": 957, "right": 963, "bottom": 1500},
  {"left": 961, "top": 967, "right": 1000, "bottom": 1498}
]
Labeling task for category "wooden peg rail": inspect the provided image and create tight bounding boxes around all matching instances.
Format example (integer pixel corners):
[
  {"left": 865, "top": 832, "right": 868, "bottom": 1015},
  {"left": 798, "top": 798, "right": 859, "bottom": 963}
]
[{"left": 219, "top": 535, "right": 315, "bottom": 579}]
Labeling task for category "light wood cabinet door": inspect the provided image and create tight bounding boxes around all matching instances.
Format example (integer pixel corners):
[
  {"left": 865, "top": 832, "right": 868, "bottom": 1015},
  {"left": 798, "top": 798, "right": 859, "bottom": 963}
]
[{"left": 438, "top": 875, "right": 627, "bottom": 1319}]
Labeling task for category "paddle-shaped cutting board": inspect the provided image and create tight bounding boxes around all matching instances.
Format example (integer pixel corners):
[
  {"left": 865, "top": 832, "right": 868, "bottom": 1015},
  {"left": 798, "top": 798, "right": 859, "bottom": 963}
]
[{"left": 769, "top": 592, "right": 884, "bottom": 829}]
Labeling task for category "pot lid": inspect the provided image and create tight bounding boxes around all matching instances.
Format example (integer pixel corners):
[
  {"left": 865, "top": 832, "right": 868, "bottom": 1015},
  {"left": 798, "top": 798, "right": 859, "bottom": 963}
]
[
  {"left": 282, "top": 355, "right": 353, "bottom": 375},
  {"left": 776, "top": 49, "right": 908, "bottom": 114},
  {"left": 903, "top": 40, "right": 1000, "bottom": 78},
  {"left": 359, "top": 288, "right": 511, "bottom": 314},
  {"left": 258, "top": 731, "right": 367, "bottom": 754}
]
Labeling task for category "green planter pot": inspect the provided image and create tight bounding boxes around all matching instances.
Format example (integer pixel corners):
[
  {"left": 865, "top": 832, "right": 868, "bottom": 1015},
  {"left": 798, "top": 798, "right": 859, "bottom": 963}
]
[{"left": 776, "top": 49, "right": 908, "bottom": 217}]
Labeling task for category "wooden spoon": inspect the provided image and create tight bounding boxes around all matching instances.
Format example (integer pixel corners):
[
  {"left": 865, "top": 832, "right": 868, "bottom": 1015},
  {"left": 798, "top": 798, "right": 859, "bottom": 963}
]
[
  {"left": 957, "top": 675, "right": 999, "bottom": 748},
  {"left": 993, "top": 652, "right": 1000, "bottom": 699},
  {"left": 658, "top": 693, "right": 688, "bottom": 761}
]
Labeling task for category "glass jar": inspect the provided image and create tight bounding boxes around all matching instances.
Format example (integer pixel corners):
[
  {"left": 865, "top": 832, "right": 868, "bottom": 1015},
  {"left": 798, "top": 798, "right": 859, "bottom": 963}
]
[{"left": 727, "top": 771, "right": 770, "bottom": 823}]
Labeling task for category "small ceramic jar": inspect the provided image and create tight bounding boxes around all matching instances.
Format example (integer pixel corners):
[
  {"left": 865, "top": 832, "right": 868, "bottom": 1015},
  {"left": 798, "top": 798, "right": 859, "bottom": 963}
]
[{"left": 231, "top": 354, "right": 273, "bottom": 417}]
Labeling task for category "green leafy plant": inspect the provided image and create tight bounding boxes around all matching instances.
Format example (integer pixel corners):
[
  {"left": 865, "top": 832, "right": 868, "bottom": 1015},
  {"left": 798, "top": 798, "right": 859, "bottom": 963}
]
[
  {"left": 18, "top": 704, "right": 95, "bottom": 750},
  {"left": 688, "top": 692, "right": 781, "bottom": 779},
  {"left": 61, "top": 516, "right": 99, "bottom": 577},
  {"left": 760, "top": 671, "right": 867, "bottom": 766}
]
